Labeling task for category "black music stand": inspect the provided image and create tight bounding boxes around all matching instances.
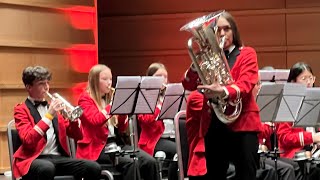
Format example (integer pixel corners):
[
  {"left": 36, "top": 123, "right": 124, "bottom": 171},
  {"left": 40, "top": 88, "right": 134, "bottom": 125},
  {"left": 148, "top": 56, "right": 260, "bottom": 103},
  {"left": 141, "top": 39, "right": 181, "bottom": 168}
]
[
  {"left": 293, "top": 88, "right": 320, "bottom": 180},
  {"left": 257, "top": 82, "right": 306, "bottom": 180},
  {"left": 158, "top": 83, "right": 190, "bottom": 120},
  {"left": 110, "top": 76, "right": 163, "bottom": 180},
  {"left": 259, "top": 69, "right": 290, "bottom": 83},
  {"left": 295, "top": 88, "right": 320, "bottom": 128},
  {"left": 274, "top": 69, "right": 290, "bottom": 83}
]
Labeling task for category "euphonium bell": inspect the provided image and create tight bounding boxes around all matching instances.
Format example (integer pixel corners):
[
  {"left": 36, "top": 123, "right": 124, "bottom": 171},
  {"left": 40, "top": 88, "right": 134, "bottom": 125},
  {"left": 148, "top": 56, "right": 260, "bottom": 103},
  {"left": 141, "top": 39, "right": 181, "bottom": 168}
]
[{"left": 46, "top": 92, "right": 83, "bottom": 122}]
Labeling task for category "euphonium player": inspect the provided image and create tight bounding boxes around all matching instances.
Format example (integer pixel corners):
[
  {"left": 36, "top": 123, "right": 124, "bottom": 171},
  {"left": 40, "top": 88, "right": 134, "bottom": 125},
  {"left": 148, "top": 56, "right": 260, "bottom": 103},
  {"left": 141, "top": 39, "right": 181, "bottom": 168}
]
[
  {"left": 137, "top": 62, "right": 178, "bottom": 180},
  {"left": 13, "top": 66, "right": 101, "bottom": 180},
  {"left": 76, "top": 64, "right": 159, "bottom": 180},
  {"left": 182, "top": 11, "right": 261, "bottom": 180}
]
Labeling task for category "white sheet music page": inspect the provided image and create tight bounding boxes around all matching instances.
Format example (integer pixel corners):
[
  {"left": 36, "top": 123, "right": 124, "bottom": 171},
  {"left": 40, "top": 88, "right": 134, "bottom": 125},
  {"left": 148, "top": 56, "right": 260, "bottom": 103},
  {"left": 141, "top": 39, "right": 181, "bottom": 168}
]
[
  {"left": 159, "top": 83, "right": 185, "bottom": 119},
  {"left": 275, "top": 83, "right": 306, "bottom": 122},
  {"left": 275, "top": 69, "right": 290, "bottom": 83},
  {"left": 259, "top": 70, "right": 275, "bottom": 82},
  {"left": 256, "top": 82, "right": 284, "bottom": 122},
  {"left": 111, "top": 76, "right": 141, "bottom": 114},
  {"left": 135, "top": 76, "right": 163, "bottom": 114},
  {"left": 295, "top": 88, "right": 320, "bottom": 127}
]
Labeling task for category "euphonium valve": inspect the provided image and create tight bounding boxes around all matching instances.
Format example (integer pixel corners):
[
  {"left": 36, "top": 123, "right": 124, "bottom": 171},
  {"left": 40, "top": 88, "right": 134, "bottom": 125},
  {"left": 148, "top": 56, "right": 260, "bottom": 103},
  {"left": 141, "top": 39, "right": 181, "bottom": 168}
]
[{"left": 46, "top": 92, "right": 83, "bottom": 122}]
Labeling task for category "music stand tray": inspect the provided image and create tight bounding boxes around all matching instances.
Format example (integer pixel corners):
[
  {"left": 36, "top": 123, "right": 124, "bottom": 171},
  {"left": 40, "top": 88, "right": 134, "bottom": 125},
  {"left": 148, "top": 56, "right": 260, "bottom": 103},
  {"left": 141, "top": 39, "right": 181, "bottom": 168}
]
[
  {"left": 110, "top": 76, "right": 163, "bottom": 115},
  {"left": 109, "top": 76, "right": 163, "bottom": 180},
  {"left": 158, "top": 83, "right": 188, "bottom": 120},
  {"left": 294, "top": 88, "right": 320, "bottom": 127},
  {"left": 257, "top": 83, "right": 306, "bottom": 123}
]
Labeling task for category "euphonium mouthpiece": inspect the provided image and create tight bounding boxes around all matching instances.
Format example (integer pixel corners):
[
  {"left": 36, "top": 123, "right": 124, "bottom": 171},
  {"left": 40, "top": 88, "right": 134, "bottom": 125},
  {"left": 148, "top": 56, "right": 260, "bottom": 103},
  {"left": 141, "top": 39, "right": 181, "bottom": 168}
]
[{"left": 219, "top": 36, "right": 226, "bottom": 49}]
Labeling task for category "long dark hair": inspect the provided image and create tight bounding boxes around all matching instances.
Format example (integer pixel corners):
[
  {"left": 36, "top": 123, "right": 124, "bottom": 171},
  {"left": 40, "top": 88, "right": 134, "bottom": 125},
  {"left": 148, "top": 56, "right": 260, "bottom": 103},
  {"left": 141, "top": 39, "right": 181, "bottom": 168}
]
[
  {"left": 287, "top": 62, "right": 313, "bottom": 82},
  {"left": 220, "top": 11, "right": 243, "bottom": 47}
]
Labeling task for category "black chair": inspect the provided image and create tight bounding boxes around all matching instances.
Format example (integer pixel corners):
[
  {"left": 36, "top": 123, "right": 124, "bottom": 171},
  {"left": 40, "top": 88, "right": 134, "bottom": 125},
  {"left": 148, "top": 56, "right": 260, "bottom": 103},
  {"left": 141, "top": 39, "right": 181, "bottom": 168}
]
[
  {"left": 7, "top": 119, "right": 75, "bottom": 180},
  {"left": 174, "top": 110, "right": 189, "bottom": 180},
  {"left": 69, "top": 138, "right": 120, "bottom": 180}
]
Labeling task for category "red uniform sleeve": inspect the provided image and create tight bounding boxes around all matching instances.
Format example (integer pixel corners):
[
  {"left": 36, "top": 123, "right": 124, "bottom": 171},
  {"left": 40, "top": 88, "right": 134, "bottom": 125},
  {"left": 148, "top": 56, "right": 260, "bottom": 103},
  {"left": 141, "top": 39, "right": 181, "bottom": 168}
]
[
  {"left": 14, "top": 104, "right": 50, "bottom": 150},
  {"left": 225, "top": 47, "right": 259, "bottom": 102},
  {"left": 277, "top": 122, "right": 313, "bottom": 149},
  {"left": 78, "top": 92, "right": 111, "bottom": 127}
]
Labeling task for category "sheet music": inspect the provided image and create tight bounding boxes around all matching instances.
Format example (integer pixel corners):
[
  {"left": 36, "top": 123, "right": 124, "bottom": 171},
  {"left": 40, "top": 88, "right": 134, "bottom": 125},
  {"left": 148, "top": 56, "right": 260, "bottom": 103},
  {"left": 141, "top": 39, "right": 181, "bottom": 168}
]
[
  {"left": 256, "top": 83, "right": 284, "bottom": 122},
  {"left": 134, "top": 76, "right": 163, "bottom": 114},
  {"left": 295, "top": 88, "right": 320, "bottom": 127},
  {"left": 111, "top": 76, "right": 141, "bottom": 114},
  {"left": 159, "top": 83, "right": 185, "bottom": 119},
  {"left": 116, "top": 76, "right": 141, "bottom": 88},
  {"left": 259, "top": 70, "right": 275, "bottom": 82},
  {"left": 275, "top": 69, "right": 290, "bottom": 82},
  {"left": 275, "top": 83, "right": 306, "bottom": 122},
  {"left": 140, "top": 76, "right": 164, "bottom": 88}
]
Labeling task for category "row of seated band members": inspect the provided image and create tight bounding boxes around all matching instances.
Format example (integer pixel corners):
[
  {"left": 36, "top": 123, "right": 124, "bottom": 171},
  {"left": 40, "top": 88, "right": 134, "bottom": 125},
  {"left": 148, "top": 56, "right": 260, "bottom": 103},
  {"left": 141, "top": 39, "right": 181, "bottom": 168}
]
[
  {"left": 258, "top": 62, "right": 320, "bottom": 180},
  {"left": 181, "top": 10, "right": 320, "bottom": 180},
  {"left": 12, "top": 63, "right": 180, "bottom": 180},
  {"left": 11, "top": 11, "right": 319, "bottom": 180}
]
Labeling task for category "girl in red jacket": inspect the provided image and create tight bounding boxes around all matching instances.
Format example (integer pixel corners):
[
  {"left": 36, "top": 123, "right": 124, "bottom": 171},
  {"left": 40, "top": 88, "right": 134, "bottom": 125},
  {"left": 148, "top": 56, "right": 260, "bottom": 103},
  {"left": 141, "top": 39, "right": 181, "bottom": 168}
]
[
  {"left": 183, "top": 11, "right": 261, "bottom": 180},
  {"left": 77, "top": 64, "right": 159, "bottom": 180},
  {"left": 137, "top": 62, "right": 178, "bottom": 180}
]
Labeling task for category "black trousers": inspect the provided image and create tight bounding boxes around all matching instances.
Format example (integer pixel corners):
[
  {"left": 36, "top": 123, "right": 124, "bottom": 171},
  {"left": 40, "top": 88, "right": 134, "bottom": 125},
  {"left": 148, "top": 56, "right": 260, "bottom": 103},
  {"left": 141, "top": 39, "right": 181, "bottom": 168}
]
[
  {"left": 264, "top": 158, "right": 296, "bottom": 180},
  {"left": 22, "top": 155, "right": 101, "bottom": 180},
  {"left": 154, "top": 138, "right": 178, "bottom": 180},
  {"left": 204, "top": 116, "right": 259, "bottom": 180},
  {"left": 97, "top": 145, "right": 159, "bottom": 180}
]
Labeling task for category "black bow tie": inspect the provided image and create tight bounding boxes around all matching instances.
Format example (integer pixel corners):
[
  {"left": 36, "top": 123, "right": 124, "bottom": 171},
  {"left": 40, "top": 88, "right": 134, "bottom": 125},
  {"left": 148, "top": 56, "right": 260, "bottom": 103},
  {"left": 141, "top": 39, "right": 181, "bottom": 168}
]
[
  {"left": 224, "top": 50, "right": 230, "bottom": 60},
  {"left": 34, "top": 100, "right": 48, "bottom": 108}
]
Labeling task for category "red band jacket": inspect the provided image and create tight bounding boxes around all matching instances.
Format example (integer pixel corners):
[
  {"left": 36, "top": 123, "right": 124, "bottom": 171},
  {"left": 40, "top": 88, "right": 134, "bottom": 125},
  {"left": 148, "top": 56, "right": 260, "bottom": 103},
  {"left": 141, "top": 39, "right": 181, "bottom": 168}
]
[
  {"left": 13, "top": 100, "right": 82, "bottom": 178},
  {"left": 137, "top": 104, "right": 164, "bottom": 156},
  {"left": 277, "top": 122, "right": 313, "bottom": 158},
  {"left": 182, "top": 46, "right": 261, "bottom": 176},
  {"left": 76, "top": 91, "right": 128, "bottom": 160}
]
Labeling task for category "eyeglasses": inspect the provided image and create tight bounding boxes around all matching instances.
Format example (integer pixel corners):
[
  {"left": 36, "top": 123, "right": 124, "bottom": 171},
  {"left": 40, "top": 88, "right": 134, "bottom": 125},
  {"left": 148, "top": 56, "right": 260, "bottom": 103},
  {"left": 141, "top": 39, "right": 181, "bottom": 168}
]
[
  {"left": 298, "top": 75, "right": 315, "bottom": 83},
  {"left": 216, "top": 25, "right": 232, "bottom": 33}
]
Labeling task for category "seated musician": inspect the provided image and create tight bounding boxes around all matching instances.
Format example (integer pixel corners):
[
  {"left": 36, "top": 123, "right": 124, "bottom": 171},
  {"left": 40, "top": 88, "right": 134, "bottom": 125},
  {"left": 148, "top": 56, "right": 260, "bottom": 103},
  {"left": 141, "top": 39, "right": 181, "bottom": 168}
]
[
  {"left": 277, "top": 62, "right": 320, "bottom": 180},
  {"left": 13, "top": 66, "right": 101, "bottom": 180},
  {"left": 76, "top": 64, "right": 159, "bottom": 180},
  {"left": 137, "top": 62, "right": 178, "bottom": 180},
  {"left": 255, "top": 66, "right": 299, "bottom": 180}
]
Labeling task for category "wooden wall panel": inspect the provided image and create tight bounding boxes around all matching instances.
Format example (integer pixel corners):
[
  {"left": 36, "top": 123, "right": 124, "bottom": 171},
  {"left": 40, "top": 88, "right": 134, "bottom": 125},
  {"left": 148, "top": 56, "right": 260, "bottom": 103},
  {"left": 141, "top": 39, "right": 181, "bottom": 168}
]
[
  {"left": 103, "top": 54, "right": 191, "bottom": 84},
  {"left": 236, "top": 14, "right": 286, "bottom": 47},
  {"left": 287, "top": 13, "right": 320, "bottom": 46},
  {"left": 0, "top": 0, "right": 96, "bottom": 173},
  {"left": 99, "top": 0, "right": 285, "bottom": 16},
  {"left": 257, "top": 52, "right": 287, "bottom": 69},
  {"left": 100, "top": 13, "right": 286, "bottom": 52},
  {"left": 286, "top": 0, "right": 320, "bottom": 8}
]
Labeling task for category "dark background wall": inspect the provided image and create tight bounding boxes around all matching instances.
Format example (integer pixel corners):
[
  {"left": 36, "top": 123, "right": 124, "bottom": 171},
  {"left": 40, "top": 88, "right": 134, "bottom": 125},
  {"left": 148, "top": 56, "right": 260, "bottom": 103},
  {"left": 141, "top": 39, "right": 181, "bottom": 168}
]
[{"left": 98, "top": 0, "right": 320, "bottom": 86}]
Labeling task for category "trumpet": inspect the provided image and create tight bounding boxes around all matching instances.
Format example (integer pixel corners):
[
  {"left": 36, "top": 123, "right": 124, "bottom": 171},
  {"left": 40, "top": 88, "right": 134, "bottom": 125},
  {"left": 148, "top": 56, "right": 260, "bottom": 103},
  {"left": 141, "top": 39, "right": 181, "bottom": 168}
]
[{"left": 46, "top": 92, "right": 83, "bottom": 122}]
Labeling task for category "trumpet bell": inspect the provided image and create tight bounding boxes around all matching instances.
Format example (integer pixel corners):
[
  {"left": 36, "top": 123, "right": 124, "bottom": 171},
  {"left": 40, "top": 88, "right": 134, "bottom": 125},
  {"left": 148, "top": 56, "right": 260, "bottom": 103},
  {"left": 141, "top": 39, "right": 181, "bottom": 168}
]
[{"left": 67, "top": 106, "right": 83, "bottom": 122}]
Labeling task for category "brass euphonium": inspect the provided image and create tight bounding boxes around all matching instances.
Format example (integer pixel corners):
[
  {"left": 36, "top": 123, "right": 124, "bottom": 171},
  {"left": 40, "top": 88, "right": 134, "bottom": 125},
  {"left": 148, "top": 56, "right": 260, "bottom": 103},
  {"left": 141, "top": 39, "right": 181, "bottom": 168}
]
[
  {"left": 46, "top": 92, "right": 83, "bottom": 122},
  {"left": 180, "top": 10, "right": 242, "bottom": 124}
]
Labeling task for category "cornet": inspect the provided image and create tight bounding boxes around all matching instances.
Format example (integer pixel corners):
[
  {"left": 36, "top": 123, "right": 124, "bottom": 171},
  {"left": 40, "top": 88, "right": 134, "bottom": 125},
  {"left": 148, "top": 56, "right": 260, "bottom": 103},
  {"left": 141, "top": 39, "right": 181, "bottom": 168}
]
[{"left": 46, "top": 92, "right": 83, "bottom": 122}]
